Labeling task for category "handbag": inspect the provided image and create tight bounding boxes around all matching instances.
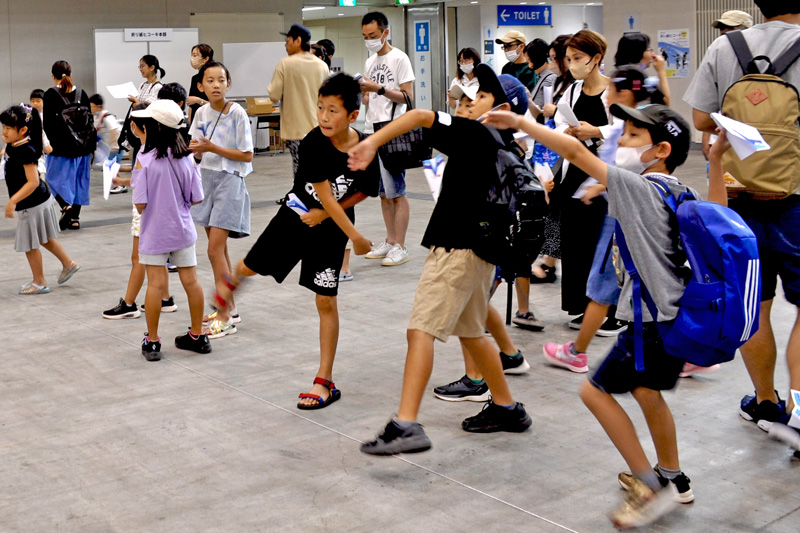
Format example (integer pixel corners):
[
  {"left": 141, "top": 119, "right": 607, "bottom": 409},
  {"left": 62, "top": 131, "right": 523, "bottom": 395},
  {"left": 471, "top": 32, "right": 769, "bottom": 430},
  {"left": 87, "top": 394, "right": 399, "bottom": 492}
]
[{"left": 372, "top": 90, "right": 431, "bottom": 171}]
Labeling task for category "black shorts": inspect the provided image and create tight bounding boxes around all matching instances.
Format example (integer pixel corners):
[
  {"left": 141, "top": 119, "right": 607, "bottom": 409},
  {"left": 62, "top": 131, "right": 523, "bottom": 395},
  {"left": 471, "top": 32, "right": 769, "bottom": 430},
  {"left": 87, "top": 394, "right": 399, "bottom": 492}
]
[
  {"left": 243, "top": 205, "right": 349, "bottom": 296},
  {"left": 589, "top": 323, "right": 685, "bottom": 394}
]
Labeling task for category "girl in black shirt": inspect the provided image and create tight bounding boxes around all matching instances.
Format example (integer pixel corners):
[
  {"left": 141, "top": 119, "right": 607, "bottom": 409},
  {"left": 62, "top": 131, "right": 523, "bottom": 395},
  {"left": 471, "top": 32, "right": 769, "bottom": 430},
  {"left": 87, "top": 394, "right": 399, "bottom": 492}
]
[{"left": 1, "top": 105, "right": 80, "bottom": 294}]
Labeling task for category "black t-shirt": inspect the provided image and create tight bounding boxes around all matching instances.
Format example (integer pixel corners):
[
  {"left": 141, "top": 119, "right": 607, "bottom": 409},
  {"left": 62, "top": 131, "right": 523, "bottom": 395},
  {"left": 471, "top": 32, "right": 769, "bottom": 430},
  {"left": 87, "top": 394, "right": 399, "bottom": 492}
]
[
  {"left": 501, "top": 61, "right": 537, "bottom": 91},
  {"left": 43, "top": 87, "right": 92, "bottom": 157},
  {"left": 421, "top": 113, "right": 512, "bottom": 259},
  {"left": 189, "top": 72, "right": 208, "bottom": 125},
  {"left": 291, "top": 127, "right": 380, "bottom": 220},
  {"left": 3, "top": 142, "right": 50, "bottom": 210}
]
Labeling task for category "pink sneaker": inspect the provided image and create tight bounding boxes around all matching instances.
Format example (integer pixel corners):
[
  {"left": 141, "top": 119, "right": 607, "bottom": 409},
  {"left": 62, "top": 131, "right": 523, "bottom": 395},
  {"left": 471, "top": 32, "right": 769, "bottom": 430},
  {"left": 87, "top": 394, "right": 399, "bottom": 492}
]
[
  {"left": 542, "top": 341, "right": 588, "bottom": 373},
  {"left": 679, "top": 363, "right": 721, "bottom": 378}
]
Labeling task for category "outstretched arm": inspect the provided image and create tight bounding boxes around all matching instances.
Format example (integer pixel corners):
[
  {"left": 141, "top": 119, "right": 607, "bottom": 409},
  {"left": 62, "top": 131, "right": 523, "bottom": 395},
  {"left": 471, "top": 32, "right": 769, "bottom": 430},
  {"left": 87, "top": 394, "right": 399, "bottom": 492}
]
[
  {"left": 348, "top": 109, "right": 435, "bottom": 171},
  {"left": 483, "top": 110, "right": 609, "bottom": 186},
  {"left": 706, "top": 130, "right": 730, "bottom": 207}
]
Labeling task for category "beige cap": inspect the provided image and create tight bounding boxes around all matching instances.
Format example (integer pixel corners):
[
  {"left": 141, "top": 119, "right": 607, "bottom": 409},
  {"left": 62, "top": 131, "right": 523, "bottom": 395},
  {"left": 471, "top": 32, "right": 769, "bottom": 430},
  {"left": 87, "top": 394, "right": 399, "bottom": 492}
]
[
  {"left": 712, "top": 10, "right": 754, "bottom": 29},
  {"left": 495, "top": 30, "right": 526, "bottom": 46}
]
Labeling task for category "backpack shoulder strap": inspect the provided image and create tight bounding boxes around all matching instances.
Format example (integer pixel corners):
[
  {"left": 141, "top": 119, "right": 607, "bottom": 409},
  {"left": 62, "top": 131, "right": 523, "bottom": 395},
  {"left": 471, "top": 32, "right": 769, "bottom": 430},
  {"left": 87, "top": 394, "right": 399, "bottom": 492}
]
[
  {"left": 725, "top": 30, "right": 755, "bottom": 75},
  {"left": 645, "top": 175, "right": 679, "bottom": 213},
  {"left": 485, "top": 124, "right": 507, "bottom": 149},
  {"left": 773, "top": 37, "right": 800, "bottom": 78}
]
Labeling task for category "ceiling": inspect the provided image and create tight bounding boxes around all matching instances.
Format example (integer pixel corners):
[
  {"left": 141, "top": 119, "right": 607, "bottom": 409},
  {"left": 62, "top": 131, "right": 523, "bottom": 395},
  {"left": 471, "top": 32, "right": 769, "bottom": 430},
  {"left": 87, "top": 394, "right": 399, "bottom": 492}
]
[{"left": 301, "top": 1, "right": 603, "bottom": 21}]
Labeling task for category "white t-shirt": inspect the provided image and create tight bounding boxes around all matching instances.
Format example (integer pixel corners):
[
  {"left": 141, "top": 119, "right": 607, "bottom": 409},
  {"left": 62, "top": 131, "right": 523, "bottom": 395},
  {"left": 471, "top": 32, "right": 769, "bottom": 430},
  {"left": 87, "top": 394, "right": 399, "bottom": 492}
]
[
  {"left": 364, "top": 47, "right": 415, "bottom": 132},
  {"left": 189, "top": 102, "right": 254, "bottom": 177}
]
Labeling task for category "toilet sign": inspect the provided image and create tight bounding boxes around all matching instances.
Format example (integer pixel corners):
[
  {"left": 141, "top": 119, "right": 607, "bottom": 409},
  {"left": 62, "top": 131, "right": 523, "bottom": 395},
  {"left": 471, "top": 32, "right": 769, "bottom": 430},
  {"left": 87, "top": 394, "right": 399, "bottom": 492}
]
[
  {"left": 414, "top": 20, "right": 431, "bottom": 108},
  {"left": 497, "top": 5, "right": 552, "bottom": 26},
  {"left": 415, "top": 21, "right": 429, "bottom": 52}
]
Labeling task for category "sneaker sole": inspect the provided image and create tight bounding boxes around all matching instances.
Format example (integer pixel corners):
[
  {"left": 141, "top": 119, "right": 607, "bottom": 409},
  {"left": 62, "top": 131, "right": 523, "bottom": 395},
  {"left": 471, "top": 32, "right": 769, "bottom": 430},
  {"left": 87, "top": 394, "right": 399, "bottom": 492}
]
[
  {"left": 433, "top": 390, "right": 491, "bottom": 402},
  {"left": 175, "top": 342, "right": 212, "bottom": 354},
  {"left": 595, "top": 328, "right": 626, "bottom": 337},
  {"left": 512, "top": 321, "right": 545, "bottom": 332},
  {"left": 161, "top": 305, "right": 178, "bottom": 313},
  {"left": 503, "top": 359, "right": 531, "bottom": 375},
  {"left": 142, "top": 351, "right": 162, "bottom": 361},
  {"left": 739, "top": 409, "right": 773, "bottom": 432},
  {"left": 360, "top": 437, "right": 432, "bottom": 456},
  {"left": 568, "top": 322, "right": 582, "bottom": 331},
  {"left": 208, "top": 327, "right": 237, "bottom": 340},
  {"left": 462, "top": 413, "right": 532, "bottom": 433},
  {"left": 542, "top": 348, "right": 588, "bottom": 373},
  {"left": 103, "top": 310, "right": 141, "bottom": 319},
  {"left": 381, "top": 256, "right": 410, "bottom": 266},
  {"left": 618, "top": 474, "right": 694, "bottom": 504}
]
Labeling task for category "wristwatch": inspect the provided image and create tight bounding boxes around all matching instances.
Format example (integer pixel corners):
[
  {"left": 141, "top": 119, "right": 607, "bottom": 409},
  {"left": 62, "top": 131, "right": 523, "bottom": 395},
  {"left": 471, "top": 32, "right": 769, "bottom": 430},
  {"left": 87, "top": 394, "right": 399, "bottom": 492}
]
[{"left": 377, "top": 87, "right": 386, "bottom": 96}]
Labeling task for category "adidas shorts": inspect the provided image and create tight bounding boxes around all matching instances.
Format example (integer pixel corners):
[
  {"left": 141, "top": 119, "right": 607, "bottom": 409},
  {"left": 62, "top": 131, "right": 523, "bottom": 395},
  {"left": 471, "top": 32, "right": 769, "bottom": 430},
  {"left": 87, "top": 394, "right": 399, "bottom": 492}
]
[{"left": 243, "top": 205, "right": 349, "bottom": 296}]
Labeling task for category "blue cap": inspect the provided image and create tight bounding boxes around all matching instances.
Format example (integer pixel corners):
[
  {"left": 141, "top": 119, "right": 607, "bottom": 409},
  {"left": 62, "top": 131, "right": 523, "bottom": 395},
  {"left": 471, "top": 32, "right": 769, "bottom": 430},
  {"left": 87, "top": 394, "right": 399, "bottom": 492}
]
[{"left": 498, "top": 74, "right": 528, "bottom": 116}]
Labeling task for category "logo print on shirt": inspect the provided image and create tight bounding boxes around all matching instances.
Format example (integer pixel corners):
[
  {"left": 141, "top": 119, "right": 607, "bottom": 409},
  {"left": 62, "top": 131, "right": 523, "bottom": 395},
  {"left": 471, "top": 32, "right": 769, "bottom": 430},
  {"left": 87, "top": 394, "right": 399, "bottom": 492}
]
[{"left": 304, "top": 175, "right": 354, "bottom": 203}]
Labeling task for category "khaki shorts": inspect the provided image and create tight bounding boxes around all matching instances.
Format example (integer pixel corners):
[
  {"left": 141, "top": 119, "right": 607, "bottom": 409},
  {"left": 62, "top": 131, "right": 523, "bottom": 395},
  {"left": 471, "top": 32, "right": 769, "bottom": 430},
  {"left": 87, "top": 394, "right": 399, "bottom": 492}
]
[{"left": 408, "top": 247, "right": 493, "bottom": 341}]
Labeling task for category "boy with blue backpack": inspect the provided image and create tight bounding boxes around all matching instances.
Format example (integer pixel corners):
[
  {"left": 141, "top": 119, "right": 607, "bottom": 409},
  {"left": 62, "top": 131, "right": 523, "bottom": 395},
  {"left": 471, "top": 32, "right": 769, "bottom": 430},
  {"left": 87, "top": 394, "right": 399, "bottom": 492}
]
[{"left": 484, "top": 104, "right": 759, "bottom": 528}]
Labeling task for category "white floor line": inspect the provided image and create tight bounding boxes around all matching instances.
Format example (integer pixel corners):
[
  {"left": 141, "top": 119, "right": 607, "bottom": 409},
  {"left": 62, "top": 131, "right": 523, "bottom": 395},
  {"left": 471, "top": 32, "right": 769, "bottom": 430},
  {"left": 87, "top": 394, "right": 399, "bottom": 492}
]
[{"left": 12, "top": 292, "right": 580, "bottom": 533}]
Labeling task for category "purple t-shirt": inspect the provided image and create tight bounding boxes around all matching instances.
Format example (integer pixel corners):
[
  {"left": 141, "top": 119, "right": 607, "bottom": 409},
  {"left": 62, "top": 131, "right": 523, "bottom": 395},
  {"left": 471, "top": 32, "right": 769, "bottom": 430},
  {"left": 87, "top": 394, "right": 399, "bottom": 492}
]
[{"left": 132, "top": 149, "right": 204, "bottom": 255}]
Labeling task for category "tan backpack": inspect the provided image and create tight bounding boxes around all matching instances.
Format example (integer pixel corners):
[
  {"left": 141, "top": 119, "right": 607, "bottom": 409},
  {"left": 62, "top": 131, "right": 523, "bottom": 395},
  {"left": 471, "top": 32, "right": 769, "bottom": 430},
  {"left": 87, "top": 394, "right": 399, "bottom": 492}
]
[{"left": 720, "top": 31, "right": 800, "bottom": 199}]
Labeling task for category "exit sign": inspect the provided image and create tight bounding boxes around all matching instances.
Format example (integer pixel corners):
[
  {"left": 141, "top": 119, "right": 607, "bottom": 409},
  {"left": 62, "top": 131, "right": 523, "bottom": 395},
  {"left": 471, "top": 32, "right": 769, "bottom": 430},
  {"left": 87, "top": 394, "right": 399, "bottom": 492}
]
[
  {"left": 339, "top": 0, "right": 356, "bottom": 6},
  {"left": 396, "top": 0, "right": 412, "bottom": 4}
]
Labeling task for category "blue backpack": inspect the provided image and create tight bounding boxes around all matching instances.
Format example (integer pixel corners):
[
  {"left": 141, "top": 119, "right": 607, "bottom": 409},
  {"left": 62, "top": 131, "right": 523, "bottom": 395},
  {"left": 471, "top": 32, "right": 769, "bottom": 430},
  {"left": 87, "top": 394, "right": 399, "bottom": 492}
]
[{"left": 615, "top": 176, "right": 761, "bottom": 371}]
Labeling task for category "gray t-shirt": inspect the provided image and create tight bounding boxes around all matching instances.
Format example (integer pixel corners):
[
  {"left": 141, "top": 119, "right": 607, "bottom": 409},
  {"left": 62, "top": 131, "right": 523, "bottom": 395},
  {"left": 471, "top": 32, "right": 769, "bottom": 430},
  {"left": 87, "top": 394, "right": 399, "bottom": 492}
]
[
  {"left": 607, "top": 167, "right": 697, "bottom": 322},
  {"left": 684, "top": 21, "right": 800, "bottom": 113}
]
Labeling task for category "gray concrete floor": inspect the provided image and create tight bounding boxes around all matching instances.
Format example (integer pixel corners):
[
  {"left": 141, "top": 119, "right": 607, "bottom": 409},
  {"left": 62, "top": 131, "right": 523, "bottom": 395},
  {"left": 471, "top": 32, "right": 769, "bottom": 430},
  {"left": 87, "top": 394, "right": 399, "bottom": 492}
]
[{"left": 1, "top": 147, "right": 798, "bottom": 532}]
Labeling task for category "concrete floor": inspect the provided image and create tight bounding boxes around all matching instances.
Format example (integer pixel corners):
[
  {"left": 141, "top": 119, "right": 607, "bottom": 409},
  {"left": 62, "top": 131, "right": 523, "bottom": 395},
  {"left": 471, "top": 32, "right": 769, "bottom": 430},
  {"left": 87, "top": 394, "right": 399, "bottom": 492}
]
[{"left": 0, "top": 146, "right": 798, "bottom": 532}]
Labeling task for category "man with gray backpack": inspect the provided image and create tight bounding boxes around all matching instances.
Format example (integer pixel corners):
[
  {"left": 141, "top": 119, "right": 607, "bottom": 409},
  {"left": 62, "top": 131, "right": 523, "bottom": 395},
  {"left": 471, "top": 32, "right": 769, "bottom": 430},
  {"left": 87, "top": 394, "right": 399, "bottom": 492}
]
[{"left": 685, "top": 0, "right": 800, "bottom": 453}]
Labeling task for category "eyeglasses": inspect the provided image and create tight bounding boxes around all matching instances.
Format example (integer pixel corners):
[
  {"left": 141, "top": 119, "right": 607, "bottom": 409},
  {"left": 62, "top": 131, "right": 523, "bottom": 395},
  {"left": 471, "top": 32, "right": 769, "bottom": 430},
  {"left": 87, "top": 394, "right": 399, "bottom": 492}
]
[
  {"left": 458, "top": 60, "right": 474, "bottom": 66},
  {"left": 502, "top": 43, "right": 520, "bottom": 51}
]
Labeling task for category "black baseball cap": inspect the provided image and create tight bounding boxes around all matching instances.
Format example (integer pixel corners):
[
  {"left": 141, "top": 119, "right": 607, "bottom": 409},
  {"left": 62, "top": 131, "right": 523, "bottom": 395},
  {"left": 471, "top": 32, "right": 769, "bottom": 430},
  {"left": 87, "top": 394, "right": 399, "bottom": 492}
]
[
  {"left": 280, "top": 24, "right": 311, "bottom": 43},
  {"left": 610, "top": 104, "right": 691, "bottom": 163},
  {"left": 474, "top": 63, "right": 508, "bottom": 107}
]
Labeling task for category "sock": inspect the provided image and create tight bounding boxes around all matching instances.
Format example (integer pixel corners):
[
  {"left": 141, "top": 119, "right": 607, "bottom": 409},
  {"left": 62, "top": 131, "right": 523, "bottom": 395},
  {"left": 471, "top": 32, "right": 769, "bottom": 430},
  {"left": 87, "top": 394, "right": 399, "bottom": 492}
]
[
  {"left": 467, "top": 376, "right": 485, "bottom": 384},
  {"left": 568, "top": 343, "right": 580, "bottom": 355},
  {"left": 501, "top": 351, "right": 521, "bottom": 359},
  {"left": 392, "top": 417, "right": 416, "bottom": 428},
  {"left": 635, "top": 469, "right": 662, "bottom": 492},
  {"left": 656, "top": 464, "right": 681, "bottom": 481},
  {"left": 495, "top": 401, "right": 518, "bottom": 410}
]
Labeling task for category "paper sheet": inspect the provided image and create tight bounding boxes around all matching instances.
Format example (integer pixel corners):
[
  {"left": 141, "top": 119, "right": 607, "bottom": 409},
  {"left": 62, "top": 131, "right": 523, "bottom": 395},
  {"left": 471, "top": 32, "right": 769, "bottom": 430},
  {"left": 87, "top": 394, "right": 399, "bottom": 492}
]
[
  {"left": 557, "top": 101, "right": 581, "bottom": 128},
  {"left": 534, "top": 162, "right": 554, "bottom": 183},
  {"left": 710, "top": 112, "right": 770, "bottom": 160},
  {"left": 422, "top": 154, "right": 446, "bottom": 203},
  {"left": 286, "top": 193, "right": 309, "bottom": 215},
  {"left": 106, "top": 82, "right": 138, "bottom": 99},
  {"left": 573, "top": 177, "right": 602, "bottom": 200},
  {"left": 102, "top": 160, "right": 120, "bottom": 200},
  {"left": 543, "top": 86, "right": 554, "bottom": 106}
]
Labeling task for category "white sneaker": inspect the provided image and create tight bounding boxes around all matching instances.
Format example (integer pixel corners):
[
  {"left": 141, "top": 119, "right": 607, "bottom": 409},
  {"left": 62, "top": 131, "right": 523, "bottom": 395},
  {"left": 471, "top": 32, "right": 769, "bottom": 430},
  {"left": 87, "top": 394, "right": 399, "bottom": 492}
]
[
  {"left": 381, "top": 245, "right": 409, "bottom": 266},
  {"left": 204, "top": 319, "right": 237, "bottom": 339},
  {"left": 366, "top": 240, "right": 394, "bottom": 259}
]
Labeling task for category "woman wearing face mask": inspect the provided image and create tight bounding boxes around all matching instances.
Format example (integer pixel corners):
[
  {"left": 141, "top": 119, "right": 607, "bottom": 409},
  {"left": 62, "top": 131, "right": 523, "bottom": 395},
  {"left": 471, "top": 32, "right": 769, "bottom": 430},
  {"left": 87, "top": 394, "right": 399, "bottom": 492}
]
[
  {"left": 187, "top": 44, "right": 214, "bottom": 125},
  {"left": 548, "top": 30, "right": 627, "bottom": 338},
  {"left": 614, "top": 33, "right": 671, "bottom": 106},
  {"left": 447, "top": 47, "right": 480, "bottom": 111}
]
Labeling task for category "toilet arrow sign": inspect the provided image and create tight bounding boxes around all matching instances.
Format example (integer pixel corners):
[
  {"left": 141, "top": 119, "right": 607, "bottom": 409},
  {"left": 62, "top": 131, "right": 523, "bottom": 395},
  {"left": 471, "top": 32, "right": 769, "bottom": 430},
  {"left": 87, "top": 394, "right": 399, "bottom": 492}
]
[{"left": 500, "top": 9, "right": 510, "bottom": 23}]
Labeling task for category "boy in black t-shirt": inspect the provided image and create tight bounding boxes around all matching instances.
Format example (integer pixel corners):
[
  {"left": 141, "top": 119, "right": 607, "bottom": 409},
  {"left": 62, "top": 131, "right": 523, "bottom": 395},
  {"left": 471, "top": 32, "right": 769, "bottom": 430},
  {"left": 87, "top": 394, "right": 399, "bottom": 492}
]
[
  {"left": 213, "top": 74, "right": 378, "bottom": 410},
  {"left": 349, "top": 64, "right": 533, "bottom": 455}
]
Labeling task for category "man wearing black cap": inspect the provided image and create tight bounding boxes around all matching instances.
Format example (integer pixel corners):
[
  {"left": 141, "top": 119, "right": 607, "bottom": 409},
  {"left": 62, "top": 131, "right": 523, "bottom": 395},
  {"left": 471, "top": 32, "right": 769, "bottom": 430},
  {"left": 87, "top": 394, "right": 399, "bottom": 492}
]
[{"left": 268, "top": 23, "right": 330, "bottom": 177}]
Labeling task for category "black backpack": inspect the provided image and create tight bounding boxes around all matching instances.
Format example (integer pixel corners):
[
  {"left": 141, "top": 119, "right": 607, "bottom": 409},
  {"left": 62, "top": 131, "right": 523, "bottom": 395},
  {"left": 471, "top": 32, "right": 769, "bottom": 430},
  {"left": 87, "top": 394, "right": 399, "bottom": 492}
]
[
  {"left": 59, "top": 86, "right": 97, "bottom": 153},
  {"left": 475, "top": 126, "right": 547, "bottom": 266}
]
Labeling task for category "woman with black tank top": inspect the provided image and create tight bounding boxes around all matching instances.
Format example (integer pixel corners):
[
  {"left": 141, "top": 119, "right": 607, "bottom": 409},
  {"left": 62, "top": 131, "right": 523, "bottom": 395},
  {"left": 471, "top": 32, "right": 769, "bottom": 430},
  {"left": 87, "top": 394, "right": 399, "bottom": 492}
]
[{"left": 187, "top": 44, "right": 214, "bottom": 125}]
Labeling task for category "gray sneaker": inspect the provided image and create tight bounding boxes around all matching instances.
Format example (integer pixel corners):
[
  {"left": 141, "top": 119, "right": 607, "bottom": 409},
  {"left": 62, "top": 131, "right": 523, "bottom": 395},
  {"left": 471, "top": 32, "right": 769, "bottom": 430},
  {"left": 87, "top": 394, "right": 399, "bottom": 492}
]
[
  {"left": 433, "top": 375, "right": 490, "bottom": 402},
  {"left": 360, "top": 419, "right": 432, "bottom": 456}
]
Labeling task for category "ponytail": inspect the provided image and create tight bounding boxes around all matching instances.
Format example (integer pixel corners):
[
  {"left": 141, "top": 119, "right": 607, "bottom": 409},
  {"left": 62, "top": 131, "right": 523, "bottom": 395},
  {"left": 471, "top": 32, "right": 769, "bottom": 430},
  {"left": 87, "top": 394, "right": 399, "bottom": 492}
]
[
  {"left": 141, "top": 54, "right": 165, "bottom": 80},
  {"left": 0, "top": 104, "right": 44, "bottom": 158},
  {"left": 51, "top": 60, "right": 74, "bottom": 94}
]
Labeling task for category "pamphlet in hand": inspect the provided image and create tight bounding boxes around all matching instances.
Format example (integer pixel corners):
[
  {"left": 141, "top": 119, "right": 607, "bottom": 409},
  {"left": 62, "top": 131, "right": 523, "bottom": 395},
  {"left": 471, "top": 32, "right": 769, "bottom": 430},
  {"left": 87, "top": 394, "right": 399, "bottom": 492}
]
[
  {"left": 106, "top": 82, "right": 139, "bottom": 99},
  {"left": 286, "top": 193, "right": 309, "bottom": 215},
  {"left": 710, "top": 112, "right": 770, "bottom": 160},
  {"left": 573, "top": 176, "right": 606, "bottom": 201},
  {"left": 557, "top": 101, "right": 592, "bottom": 147},
  {"left": 543, "top": 86, "right": 554, "bottom": 106},
  {"left": 103, "top": 159, "right": 121, "bottom": 200},
  {"left": 422, "top": 154, "right": 446, "bottom": 203}
]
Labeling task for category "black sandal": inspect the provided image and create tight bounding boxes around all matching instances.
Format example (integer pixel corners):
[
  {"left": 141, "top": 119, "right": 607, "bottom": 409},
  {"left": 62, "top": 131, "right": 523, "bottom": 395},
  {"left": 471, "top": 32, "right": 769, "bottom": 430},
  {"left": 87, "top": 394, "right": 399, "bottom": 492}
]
[
  {"left": 68, "top": 219, "right": 80, "bottom": 230},
  {"left": 531, "top": 264, "right": 556, "bottom": 284},
  {"left": 58, "top": 206, "right": 72, "bottom": 231}
]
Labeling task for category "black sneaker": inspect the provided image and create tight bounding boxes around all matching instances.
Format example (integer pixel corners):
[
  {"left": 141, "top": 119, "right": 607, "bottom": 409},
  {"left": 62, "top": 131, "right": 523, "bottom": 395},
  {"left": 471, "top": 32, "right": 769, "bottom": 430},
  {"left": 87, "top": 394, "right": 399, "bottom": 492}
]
[
  {"left": 740, "top": 391, "right": 788, "bottom": 431},
  {"left": 141, "top": 296, "right": 178, "bottom": 313},
  {"left": 618, "top": 465, "right": 694, "bottom": 504},
  {"left": 596, "top": 317, "right": 628, "bottom": 337},
  {"left": 568, "top": 314, "right": 584, "bottom": 330},
  {"left": 102, "top": 298, "right": 140, "bottom": 320},
  {"left": 433, "top": 375, "right": 490, "bottom": 402},
  {"left": 360, "top": 419, "right": 433, "bottom": 456},
  {"left": 511, "top": 311, "right": 545, "bottom": 331},
  {"left": 141, "top": 334, "right": 162, "bottom": 361},
  {"left": 175, "top": 330, "right": 212, "bottom": 354},
  {"left": 462, "top": 401, "right": 532, "bottom": 433},
  {"left": 500, "top": 351, "right": 530, "bottom": 375}
]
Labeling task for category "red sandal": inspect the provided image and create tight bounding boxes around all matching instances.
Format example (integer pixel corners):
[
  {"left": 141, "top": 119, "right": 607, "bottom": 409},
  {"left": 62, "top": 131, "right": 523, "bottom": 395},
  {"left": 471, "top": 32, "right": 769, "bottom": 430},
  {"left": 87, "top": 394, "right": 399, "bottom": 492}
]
[{"left": 297, "top": 377, "right": 342, "bottom": 410}]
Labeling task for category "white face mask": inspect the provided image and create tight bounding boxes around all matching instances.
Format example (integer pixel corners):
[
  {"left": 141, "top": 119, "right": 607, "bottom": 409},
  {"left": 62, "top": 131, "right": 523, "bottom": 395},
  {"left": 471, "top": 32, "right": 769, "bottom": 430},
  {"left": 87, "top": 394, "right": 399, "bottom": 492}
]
[
  {"left": 460, "top": 63, "right": 474, "bottom": 74},
  {"left": 569, "top": 57, "right": 597, "bottom": 80},
  {"left": 365, "top": 32, "right": 385, "bottom": 53},
  {"left": 615, "top": 144, "right": 659, "bottom": 174},
  {"left": 505, "top": 48, "right": 520, "bottom": 63}
]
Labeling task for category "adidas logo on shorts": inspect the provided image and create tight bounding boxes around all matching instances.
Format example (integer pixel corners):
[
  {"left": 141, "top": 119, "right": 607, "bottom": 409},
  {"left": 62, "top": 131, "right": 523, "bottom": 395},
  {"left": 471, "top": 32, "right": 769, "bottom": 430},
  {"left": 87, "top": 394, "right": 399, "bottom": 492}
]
[{"left": 314, "top": 268, "right": 338, "bottom": 288}]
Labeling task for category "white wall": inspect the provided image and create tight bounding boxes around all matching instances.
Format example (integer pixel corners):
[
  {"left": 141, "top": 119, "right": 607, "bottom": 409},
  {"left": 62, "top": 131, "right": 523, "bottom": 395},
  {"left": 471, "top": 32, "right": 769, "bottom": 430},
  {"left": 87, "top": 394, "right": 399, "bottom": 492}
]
[{"left": 455, "top": 5, "right": 482, "bottom": 55}]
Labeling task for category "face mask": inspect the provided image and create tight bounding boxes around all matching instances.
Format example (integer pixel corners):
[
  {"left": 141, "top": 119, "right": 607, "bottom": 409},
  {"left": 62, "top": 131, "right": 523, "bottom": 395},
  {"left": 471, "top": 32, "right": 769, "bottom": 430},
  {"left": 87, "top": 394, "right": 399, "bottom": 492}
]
[
  {"left": 505, "top": 48, "right": 520, "bottom": 63},
  {"left": 569, "top": 57, "right": 597, "bottom": 80},
  {"left": 615, "top": 144, "right": 660, "bottom": 174},
  {"left": 460, "top": 63, "right": 474, "bottom": 74},
  {"left": 191, "top": 56, "right": 204, "bottom": 69},
  {"left": 365, "top": 33, "right": 385, "bottom": 53}
]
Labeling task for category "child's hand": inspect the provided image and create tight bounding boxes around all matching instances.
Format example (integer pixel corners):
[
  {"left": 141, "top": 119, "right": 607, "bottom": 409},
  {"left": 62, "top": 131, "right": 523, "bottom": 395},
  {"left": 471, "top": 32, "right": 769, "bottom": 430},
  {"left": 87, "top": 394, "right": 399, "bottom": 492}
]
[
  {"left": 568, "top": 121, "right": 600, "bottom": 141},
  {"left": 189, "top": 138, "right": 213, "bottom": 154},
  {"left": 353, "top": 236, "right": 373, "bottom": 256},
  {"left": 5, "top": 201, "right": 15, "bottom": 218},
  {"left": 541, "top": 178, "right": 555, "bottom": 193},
  {"left": 300, "top": 208, "right": 329, "bottom": 227},
  {"left": 347, "top": 139, "right": 378, "bottom": 171},
  {"left": 708, "top": 130, "right": 731, "bottom": 161},
  {"left": 581, "top": 183, "right": 606, "bottom": 205},
  {"left": 482, "top": 110, "right": 521, "bottom": 130},
  {"left": 652, "top": 54, "right": 666, "bottom": 73}
]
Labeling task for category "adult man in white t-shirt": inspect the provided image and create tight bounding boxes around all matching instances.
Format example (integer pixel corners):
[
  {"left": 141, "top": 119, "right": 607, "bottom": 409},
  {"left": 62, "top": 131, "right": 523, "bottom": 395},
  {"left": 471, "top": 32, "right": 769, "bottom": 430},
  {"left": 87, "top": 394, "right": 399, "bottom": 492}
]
[{"left": 359, "top": 11, "right": 416, "bottom": 267}]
